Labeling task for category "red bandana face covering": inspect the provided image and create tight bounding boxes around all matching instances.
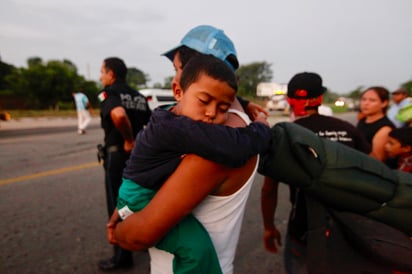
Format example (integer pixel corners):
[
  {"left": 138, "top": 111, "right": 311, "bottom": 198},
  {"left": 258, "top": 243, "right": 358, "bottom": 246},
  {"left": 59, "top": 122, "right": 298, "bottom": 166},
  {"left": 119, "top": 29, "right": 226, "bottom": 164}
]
[{"left": 287, "top": 95, "right": 323, "bottom": 116}]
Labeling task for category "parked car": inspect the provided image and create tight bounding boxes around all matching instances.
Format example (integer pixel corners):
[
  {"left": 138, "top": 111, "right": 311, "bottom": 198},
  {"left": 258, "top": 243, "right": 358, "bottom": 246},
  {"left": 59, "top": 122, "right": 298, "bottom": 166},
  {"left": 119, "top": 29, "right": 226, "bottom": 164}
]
[
  {"left": 139, "top": 89, "right": 176, "bottom": 110},
  {"left": 334, "top": 97, "right": 358, "bottom": 111},
  {"left": 266, "top": 94, "right": 288, "bottom": 111}
]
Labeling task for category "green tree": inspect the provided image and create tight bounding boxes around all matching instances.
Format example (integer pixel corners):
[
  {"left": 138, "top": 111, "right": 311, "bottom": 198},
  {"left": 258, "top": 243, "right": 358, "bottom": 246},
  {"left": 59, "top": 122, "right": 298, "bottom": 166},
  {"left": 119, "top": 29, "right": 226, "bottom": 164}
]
[
  {"left": 0, "top": 61, "right": 15, "bottom": 91},
  {"left": 162, "top": 76, "right": 173, "bottom": 89},
  {"left": 27, "top": 57, "right": 42, "bottom": 67},
  {"left": 79, "top": 80, "right": 99, "bottom": 106},
  {"left": 322, "top": 89, "right": 340, "bottom": 104},
  {"left": 236, "top": 62, "right": 273, "bottom": 98},
  {"left": 152, "top": 82, "right": 163, "bottom": 88},
  {"left": 126, "top": 67, "right": 149, "bottom": 89},
  {"left": 4, "top": 57, "right": 93, "bottom": 109},
  {"left": 347, "top": 86, "right": 364, "bottom": 100},
  {"left": 400, "top": 80, "right": 412, "bottom": 96}
]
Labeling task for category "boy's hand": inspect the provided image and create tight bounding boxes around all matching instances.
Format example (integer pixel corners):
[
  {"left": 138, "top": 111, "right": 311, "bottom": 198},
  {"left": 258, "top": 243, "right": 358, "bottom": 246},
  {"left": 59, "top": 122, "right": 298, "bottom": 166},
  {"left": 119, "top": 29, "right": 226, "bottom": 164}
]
[
  {"left": 254, "top": 112, "right": 269, "bottom": 127},
  {"left": 246, "top": 102, "right": 269, "bottom": 121}
]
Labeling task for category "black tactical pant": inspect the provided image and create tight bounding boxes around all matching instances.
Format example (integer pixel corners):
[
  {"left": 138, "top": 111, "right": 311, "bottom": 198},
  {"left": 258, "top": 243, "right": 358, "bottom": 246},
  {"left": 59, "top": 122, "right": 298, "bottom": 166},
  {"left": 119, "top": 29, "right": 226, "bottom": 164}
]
[{"left": 102, "top": 147, "right": 133, "bottom": 263}]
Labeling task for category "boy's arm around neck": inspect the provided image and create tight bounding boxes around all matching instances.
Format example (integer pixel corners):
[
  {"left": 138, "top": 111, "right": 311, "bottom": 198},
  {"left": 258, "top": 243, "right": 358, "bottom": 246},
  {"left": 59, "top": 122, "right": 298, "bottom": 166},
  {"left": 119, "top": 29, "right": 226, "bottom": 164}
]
[{"left": 150, "top": 108, "right": 271, "bottom": 168}]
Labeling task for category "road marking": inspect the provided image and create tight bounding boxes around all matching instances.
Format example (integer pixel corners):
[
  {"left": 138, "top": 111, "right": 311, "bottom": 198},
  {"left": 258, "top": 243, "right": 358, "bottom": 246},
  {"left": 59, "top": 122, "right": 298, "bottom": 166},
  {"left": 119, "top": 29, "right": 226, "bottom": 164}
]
[{"left": 0, "top": 162, "right": 101, "bottom": 186}]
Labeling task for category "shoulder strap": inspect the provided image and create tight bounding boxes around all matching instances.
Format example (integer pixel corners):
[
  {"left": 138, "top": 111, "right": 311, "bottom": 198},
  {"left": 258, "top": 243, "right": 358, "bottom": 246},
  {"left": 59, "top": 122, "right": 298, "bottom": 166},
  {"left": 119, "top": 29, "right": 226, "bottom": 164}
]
[{"left": 228, "top": 109, "right": 251, "bottom": 125}]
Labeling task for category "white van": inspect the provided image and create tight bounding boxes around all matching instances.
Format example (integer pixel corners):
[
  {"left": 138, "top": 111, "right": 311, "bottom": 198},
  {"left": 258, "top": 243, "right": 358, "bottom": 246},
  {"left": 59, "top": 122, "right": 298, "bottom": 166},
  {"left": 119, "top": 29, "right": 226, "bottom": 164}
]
[{"left": 139, "top": 89, "right": 176, "bottom": 110}]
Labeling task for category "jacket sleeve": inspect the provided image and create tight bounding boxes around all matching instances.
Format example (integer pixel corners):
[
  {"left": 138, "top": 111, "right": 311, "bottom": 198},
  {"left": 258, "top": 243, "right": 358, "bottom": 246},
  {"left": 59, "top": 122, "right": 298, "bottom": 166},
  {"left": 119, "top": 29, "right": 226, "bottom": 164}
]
[{"left": 149, "top": 111, "right": 271, "bottom": 168}]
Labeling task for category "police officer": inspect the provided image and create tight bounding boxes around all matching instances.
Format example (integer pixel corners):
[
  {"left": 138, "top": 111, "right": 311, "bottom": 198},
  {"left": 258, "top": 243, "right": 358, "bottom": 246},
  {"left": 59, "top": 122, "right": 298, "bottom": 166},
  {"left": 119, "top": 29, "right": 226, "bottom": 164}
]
[{"left": 97, "top": 57, "right": 151, "bottom": 271}]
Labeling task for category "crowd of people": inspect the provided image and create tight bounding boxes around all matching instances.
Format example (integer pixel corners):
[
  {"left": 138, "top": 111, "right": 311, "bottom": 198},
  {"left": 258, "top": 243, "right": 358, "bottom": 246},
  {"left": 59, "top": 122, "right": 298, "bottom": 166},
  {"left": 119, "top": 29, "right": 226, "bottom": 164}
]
[{"left": 94, "top": 24, "right": 412, "bottom": 274}]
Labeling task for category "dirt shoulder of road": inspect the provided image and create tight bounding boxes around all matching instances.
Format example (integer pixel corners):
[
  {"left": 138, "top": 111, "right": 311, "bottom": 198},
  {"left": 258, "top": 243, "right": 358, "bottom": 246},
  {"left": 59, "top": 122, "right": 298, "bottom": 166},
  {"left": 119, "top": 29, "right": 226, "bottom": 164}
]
[{"left": 0, "top": 116, "right": 100, "bottom": 130}]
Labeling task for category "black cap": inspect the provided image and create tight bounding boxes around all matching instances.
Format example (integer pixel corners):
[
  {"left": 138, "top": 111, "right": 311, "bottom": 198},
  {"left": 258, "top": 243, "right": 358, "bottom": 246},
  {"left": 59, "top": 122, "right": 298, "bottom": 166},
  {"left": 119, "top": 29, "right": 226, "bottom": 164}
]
[
  {"left": 392, "top": 88, "right": 409, "bottom": 95},
  {"left": 389, "top": 127, "right": 412, "bottom": 146},
  {"left": 287, "top": 72, "right": 326, "bottom": 99}
]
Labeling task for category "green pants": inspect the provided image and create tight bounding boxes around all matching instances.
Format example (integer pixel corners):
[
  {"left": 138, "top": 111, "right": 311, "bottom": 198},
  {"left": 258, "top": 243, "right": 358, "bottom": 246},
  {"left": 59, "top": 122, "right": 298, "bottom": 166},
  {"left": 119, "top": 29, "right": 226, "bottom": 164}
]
[{"left": 118, "top": 178, "right": 222, "bottom": 274}]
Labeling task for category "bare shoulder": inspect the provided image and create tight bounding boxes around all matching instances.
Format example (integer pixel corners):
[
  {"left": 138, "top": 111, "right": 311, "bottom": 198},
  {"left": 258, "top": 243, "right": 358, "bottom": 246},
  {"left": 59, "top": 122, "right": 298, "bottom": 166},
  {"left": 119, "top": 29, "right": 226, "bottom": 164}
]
[
  {"left": 375, "top": 125, "right": 393, "bottom": 139},
  {"left": 212, "top": 156, "right": 258, "bottom": 196}
]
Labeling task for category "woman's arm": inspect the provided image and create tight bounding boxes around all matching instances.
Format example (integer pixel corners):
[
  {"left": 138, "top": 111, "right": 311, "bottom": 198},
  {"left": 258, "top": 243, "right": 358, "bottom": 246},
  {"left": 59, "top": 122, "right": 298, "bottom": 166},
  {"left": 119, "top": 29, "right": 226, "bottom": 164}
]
[
  {"left": 111, "top": 154, "right": 230, "bottom": 251},
  {"left": 371, "top": 126, "right": 392, "bottom": 161}
]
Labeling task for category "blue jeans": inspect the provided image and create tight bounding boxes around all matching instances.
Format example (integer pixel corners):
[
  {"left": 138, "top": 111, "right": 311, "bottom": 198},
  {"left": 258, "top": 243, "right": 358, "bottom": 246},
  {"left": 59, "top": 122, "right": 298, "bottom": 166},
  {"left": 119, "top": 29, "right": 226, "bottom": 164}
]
[{"left": 284, "top": 233, "right": 308, "bottom": 274}]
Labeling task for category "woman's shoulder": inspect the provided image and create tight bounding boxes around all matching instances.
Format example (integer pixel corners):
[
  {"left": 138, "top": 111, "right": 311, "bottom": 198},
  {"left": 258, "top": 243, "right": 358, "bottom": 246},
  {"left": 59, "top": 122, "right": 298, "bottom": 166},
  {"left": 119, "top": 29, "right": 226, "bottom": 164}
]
[
  {"left": 379, "top": 116, "right": 395, "bottom": 128},
  {"left": 363, "top": 115, "right": 394, "bottom": 128}
]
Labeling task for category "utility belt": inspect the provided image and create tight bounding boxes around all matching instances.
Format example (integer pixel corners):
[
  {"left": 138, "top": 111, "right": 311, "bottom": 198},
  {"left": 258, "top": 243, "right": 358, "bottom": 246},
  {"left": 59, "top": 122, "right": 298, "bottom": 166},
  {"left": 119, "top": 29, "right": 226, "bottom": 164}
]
[{"left": 96, "top": 144, "right": 122, "bottom": 163}]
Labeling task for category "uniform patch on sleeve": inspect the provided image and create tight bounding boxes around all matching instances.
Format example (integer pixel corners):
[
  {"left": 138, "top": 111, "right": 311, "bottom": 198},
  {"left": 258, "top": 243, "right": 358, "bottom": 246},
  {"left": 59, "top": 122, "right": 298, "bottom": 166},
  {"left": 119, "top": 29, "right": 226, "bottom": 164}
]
[{"left": 98, "top": 91, "right": 108, "bottom": 102}]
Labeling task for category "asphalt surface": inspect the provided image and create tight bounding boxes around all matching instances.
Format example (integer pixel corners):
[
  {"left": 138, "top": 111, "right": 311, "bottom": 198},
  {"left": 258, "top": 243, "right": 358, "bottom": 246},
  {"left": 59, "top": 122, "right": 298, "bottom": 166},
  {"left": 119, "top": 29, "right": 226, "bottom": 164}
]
[
  {"left": 0, "top": 111, "right": 357, "bottom": 274},
  {"left": 0, "top": 113, "right": 293, "bottom": 274}
]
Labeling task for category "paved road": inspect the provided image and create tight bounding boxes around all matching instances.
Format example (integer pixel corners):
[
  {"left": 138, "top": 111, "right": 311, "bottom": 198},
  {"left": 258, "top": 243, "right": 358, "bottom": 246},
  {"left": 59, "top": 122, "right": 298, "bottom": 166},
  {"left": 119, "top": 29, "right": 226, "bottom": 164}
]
[{"left": 0, "top": 112, "right": 357, "bottom": 274}]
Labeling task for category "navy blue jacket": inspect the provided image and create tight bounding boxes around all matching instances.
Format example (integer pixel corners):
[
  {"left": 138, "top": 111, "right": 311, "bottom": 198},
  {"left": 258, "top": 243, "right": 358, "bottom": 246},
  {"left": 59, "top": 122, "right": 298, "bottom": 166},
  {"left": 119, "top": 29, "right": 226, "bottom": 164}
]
[{"left": 123, "top": 108, "right": 271, "bottom": 190}]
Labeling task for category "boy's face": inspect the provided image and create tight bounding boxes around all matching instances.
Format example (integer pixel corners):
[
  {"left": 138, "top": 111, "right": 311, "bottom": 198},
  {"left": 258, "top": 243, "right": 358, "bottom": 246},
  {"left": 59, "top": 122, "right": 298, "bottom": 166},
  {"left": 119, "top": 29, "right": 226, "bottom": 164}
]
[
  {"left": 173, "top": 73, "right": 236, "bottom": 124},
  {"left": 392, "top": 92, "right": 407, "bottom": 104},
  {"left": 384, "top": 136, "right": 411, "bottom": 158}
]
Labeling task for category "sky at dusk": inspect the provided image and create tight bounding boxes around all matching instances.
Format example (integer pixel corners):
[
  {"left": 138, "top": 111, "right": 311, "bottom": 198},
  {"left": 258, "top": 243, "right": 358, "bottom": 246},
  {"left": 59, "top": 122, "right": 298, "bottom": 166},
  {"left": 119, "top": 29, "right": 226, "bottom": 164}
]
[{"left": 1, "top": 0, "right": 411, "bottom": 94}]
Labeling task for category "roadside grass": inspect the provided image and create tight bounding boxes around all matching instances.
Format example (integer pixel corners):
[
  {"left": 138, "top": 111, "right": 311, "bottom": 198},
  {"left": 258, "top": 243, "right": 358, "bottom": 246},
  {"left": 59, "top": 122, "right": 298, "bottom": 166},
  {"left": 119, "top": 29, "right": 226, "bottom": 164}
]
[
  {"left": 5, "top": 103, "right": 348, "bottom": 119},
  {"left": 331, "top": 105, "right": 349, "bottom": 113},
  {"left": 6, "top": 110, "right": 78, "bottom": 119}
]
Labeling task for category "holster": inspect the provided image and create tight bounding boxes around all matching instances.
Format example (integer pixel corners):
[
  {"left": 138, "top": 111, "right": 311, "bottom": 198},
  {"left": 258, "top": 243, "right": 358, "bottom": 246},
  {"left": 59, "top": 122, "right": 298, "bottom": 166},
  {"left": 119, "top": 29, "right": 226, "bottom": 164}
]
[{"left": 97, "top": 144, "right": 106, "bottom": 163}]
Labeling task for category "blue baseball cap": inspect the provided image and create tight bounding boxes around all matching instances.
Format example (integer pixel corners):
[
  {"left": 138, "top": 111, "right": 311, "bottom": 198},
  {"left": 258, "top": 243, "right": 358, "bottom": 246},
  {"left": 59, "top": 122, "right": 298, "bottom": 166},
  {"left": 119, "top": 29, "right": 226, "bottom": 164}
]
[{"left": 162, "top": 25, "right": 239, "bottom": 71}]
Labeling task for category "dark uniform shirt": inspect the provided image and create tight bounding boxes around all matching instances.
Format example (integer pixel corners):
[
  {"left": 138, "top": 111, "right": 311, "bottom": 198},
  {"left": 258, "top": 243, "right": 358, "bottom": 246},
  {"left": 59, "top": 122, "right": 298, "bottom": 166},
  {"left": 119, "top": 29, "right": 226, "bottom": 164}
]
[
  {"left": 288, "top": 114, "right": 371, "bottom": 243},
  {"left": 123, "top": 107, "right": 272, "bottom": 190},
  {"left": 99, "top": 81, "right": 151, "bottom": 147}
]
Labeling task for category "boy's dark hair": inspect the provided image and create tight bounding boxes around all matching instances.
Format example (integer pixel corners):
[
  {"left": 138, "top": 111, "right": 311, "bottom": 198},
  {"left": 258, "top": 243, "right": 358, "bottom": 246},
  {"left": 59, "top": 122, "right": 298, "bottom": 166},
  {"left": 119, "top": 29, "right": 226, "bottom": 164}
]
[
  {"left": 177, "top": 46, "right": 202, "bottom": 69},
  {"left": 180, "top": 55, "right": 238, "bottom": 93},
  {"left": 389, "top": 127, "right": 412, "bottom": 147},
  {"left": 103, "top": 57, "right": 127, "bottom": 82}
]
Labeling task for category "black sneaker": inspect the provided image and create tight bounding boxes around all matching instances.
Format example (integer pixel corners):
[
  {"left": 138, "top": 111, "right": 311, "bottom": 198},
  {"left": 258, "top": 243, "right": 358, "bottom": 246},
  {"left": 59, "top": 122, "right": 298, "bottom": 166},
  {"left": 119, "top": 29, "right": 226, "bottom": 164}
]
[{"left": 98, "top": 256, "right": 133, "bottom": 271}]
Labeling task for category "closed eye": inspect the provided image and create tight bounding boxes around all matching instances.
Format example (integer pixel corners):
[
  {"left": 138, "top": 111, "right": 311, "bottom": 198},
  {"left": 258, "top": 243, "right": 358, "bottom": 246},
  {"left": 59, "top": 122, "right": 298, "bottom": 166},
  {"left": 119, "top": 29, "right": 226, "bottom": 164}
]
[{"left": 218, "top": 105, "right": 230, "bottom": 113}]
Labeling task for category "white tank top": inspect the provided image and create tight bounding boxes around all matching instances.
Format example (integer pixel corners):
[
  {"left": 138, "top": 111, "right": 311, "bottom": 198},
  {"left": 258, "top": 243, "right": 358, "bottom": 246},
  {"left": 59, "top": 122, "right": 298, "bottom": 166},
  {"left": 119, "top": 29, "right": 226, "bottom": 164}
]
[{"left": 149, "top": 109, "right": 259, "bottom": 274}]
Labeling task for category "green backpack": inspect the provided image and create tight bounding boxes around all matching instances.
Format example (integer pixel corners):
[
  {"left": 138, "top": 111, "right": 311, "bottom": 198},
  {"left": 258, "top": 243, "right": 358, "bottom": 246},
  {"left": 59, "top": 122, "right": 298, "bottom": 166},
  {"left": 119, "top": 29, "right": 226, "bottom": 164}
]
[{"left": 259, "top": 122, "right": 412, "bottom": 236}]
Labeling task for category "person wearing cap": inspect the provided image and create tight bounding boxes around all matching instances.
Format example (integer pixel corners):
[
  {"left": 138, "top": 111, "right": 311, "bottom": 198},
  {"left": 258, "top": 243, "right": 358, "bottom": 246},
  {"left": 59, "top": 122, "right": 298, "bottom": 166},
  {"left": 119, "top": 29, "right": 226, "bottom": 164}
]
[
  {"left": 261, "top": 72, "right": 371, "bottom": 274},
  {"left": 107, "top": 25, "right": 268, "bottom": 274},
  {"left": 163, "top": 25, "right": 268, "bottom": 121},
  {"left": 107, "top": 55, "right": 271, "bottom": 274},
  {"left": 387, "top": 87, "right": 412, "bottom": 128},
  {"left": 385, "top": 127, "right": 412, "bottom": 173}
]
